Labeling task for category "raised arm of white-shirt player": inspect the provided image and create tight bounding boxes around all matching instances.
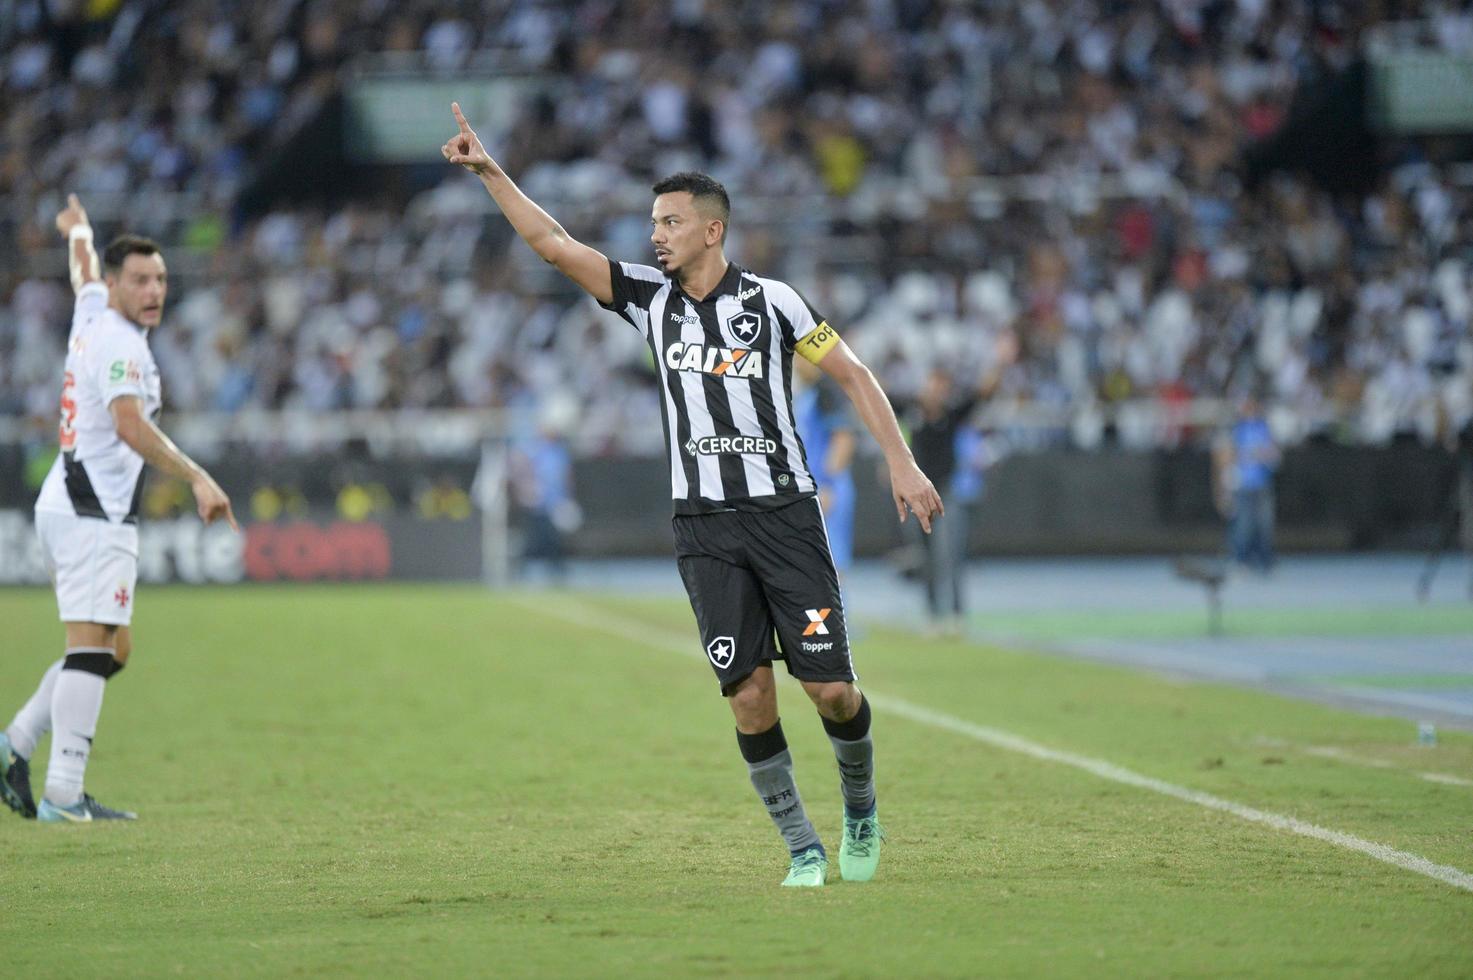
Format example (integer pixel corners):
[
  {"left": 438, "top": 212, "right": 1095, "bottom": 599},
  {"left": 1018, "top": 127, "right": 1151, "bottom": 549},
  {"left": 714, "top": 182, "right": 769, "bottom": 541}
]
[{"left": 54, "top": 194, "right": 101, "bottom": 293}]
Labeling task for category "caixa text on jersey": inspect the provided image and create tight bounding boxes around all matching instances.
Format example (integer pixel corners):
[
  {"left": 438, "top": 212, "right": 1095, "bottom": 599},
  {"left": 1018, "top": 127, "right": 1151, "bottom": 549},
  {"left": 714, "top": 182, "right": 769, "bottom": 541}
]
[{"left": 664, "top": 342, "right": 765, "bottom": 379}]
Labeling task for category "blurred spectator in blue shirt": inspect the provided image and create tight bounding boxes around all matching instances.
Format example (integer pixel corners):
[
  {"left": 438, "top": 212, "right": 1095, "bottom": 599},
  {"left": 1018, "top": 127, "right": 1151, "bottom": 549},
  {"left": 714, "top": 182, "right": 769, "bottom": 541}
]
[
  {"left": 511, "top": 400, "right": 582, "bottom": 583},
  {"left": 1219, "top": 395, "right": 1281, "bottom": 572},
  {"left": 949, "top": 422, "right": 1004, "bottom": 572},
  {"left": 794, "top": 359, "right": 857, "bottom": 575}
]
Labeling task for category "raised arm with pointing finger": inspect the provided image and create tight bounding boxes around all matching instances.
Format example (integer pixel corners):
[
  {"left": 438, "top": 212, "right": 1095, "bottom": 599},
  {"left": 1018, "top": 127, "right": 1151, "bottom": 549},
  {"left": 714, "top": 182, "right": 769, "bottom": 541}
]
[{"left": 442, "top": 102, "right": 613, "bottom": 305}]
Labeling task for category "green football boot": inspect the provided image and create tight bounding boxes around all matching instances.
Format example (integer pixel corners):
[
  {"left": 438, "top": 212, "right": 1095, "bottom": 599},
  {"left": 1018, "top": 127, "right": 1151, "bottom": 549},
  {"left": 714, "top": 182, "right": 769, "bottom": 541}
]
[
  {"left": 781, "top": 846, "right": 828, "bottom": 887},
  {"left": 839, "top": 812, "right": 885, "bottom": 882}
]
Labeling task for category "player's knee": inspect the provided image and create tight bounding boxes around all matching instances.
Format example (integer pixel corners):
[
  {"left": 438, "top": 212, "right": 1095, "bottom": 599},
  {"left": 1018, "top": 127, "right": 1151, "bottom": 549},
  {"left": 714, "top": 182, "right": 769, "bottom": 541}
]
[
  {"left": 806, "top": 681, "right": 858, "bottom": 721},
  {"left": 104, "top": 624, "right": 131, "bottom": 666},
  {"left": 728, "top": 678, "right": 766, "bottom": 713},
  {"left": 66, "top": 621, "right": 118, "bottom": 649},
  {"left": 727, "top": 672, "right": 777, "bottom": 726}
]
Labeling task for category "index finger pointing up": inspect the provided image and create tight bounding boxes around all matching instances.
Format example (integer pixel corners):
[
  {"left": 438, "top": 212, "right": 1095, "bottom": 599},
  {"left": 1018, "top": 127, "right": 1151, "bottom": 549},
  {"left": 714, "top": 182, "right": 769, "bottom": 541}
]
[{"left": 452, "top": 101, "right": 472, "bottom": 133}]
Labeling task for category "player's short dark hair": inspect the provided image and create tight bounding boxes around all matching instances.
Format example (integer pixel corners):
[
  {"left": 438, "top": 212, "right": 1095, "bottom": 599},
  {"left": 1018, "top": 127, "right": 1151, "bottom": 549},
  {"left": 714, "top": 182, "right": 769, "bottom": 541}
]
[
  {"left": 652, "top": 172, "right": 731, "bottom": 231},
  {"left": 102, "top": 235, "right": 162, "bottom": 274}
]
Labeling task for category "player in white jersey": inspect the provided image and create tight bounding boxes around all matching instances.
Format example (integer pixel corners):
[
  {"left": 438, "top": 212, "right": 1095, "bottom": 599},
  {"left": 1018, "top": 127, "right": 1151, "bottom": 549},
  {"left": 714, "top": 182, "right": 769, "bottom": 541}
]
[{"left": 0, "top": 195, "right": 237, "bottom": 824}]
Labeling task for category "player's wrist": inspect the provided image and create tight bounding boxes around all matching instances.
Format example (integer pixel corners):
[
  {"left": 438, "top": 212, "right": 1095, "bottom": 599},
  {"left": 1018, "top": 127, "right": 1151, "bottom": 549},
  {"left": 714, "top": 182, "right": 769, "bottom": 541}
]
[
  {"left": 883, "top": 447, "right": 916, "bottom": 468},
  {"left": 68, "top": 223, "right": 93, "bottom": 243}
]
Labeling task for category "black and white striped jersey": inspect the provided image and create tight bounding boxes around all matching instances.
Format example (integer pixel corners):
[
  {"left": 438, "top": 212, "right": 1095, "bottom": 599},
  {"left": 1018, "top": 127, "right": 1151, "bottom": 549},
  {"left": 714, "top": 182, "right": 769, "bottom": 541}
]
[{"left": 601, "top": 259, "right": 842, "bottom": 515}]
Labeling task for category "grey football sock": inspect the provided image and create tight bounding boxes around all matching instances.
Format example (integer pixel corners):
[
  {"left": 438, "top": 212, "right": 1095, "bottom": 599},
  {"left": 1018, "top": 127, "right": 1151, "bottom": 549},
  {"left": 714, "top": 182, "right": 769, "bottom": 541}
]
[
  {"left": 737, "top": 721, "right": 822, "bottom": 856},
  {"left": 826, "top": 735, "right": 875, "bottom": 818},
  {"left": 748, "top": 750, "right": 822, "bottom": 855},
  {"left": 822, "top": 695, "right": 876, "bottom": 818}
]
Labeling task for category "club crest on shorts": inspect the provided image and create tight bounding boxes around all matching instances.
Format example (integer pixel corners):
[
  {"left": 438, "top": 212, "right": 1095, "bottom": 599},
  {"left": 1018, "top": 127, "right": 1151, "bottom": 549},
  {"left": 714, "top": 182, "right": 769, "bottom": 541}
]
[{"left": 706, "top": 635, "right": 736, "bottom": 669}]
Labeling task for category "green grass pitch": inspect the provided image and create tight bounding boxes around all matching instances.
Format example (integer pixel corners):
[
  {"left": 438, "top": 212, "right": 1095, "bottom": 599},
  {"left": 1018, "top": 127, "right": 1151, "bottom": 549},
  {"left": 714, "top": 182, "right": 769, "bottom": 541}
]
[{"left": 1, "top": 585, "right": 1469, "bottom": 977}]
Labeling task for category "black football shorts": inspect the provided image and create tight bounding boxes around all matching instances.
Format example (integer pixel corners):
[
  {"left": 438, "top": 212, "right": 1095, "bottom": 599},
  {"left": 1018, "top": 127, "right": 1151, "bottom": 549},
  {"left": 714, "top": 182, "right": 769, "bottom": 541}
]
[{"left": 673, "top": 496, "right": 855, "bottom": 695}]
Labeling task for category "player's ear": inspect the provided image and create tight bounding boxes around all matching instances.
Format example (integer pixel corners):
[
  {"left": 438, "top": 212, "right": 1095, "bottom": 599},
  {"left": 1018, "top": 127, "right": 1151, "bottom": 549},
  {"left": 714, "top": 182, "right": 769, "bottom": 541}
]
[{"left": 707, "top": 218, "right": 725, "bottom": 246}]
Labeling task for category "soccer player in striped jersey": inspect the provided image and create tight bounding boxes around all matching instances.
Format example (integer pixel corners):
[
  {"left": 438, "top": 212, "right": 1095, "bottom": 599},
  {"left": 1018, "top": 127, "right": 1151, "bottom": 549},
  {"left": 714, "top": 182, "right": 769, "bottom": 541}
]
[
  {"left": 444, "top": 104, "right": 942, "bottom": 886},
  {"left": 0, "top": 195, "right": 236, "bottom": 823}
]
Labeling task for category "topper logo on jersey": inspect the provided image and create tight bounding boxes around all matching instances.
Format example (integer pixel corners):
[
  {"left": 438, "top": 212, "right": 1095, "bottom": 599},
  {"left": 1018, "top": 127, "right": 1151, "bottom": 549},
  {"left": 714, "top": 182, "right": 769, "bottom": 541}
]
[
  {"left": 706, "top": 635, "right": 736, "bottom": 669},
  {"left": 663, "top": 342, "right": 765, "bottom": 379},
  {"left": 724, "top": 310, "right": 765, "bottom": 347}
]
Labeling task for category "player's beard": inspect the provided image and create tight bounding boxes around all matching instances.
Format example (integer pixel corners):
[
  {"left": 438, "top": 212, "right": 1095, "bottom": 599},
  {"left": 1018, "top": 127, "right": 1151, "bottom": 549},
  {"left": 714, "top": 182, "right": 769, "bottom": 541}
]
[{"left": 130, "top": 302, "right": 163, "bottom": 328}]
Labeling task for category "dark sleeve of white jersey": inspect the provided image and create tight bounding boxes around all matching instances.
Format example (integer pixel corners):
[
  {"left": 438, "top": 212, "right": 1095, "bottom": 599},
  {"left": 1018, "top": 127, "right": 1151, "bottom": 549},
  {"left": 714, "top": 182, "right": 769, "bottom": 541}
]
[
  {"left": 598, "top": 259, "right": 665, "bottom": 327},
  {"left": 770, "top": 283, "right": 829, "bottom": 352}
]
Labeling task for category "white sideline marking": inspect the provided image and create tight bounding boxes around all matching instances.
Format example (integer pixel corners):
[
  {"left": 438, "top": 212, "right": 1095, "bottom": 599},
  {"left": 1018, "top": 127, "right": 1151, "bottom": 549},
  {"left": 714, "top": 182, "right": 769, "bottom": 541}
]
[
  {"left": 1257, "top": 737, "right": 1473, "bottom": 789},
  {"left": 1302, "top": 746, "right": 1473, "bottom": 789},
  {"left": 1422, "top": 773, "right": 1473, "bottom": 787},
  {"left": 872, "top": 698, "right": 1473, "bottom": 894},
  {"left": 516, "top": 595, "right": 1473, "bottom": 894}
]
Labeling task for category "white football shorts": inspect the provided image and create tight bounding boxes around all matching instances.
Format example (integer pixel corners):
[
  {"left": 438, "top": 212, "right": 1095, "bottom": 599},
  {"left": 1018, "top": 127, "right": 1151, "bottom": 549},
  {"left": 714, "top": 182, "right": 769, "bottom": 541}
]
[{"left": 35, "top": 510, "right": 139, "bottom": 626}]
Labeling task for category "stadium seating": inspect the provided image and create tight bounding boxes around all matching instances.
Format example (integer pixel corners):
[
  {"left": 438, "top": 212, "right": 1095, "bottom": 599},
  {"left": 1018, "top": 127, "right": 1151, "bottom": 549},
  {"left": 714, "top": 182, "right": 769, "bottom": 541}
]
[{"left": 2, "top": 1, "right": 1469, "bottom": 453}]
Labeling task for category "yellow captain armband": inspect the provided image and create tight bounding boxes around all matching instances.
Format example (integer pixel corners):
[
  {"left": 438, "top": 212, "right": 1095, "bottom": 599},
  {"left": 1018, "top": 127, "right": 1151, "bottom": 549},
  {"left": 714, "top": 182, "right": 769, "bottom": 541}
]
[{"left": 796, "top": 321, "right": 840, "bottom": 364}]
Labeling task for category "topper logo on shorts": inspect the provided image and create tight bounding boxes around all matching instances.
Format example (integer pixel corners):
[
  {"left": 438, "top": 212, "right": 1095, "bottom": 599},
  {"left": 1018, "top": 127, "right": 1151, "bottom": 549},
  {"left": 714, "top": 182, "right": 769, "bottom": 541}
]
[
  {"left": 664, "top": 342, "right": 764, "bottom": 379},
  {"left": 800, "top": 608, "right": 835, "bottom": 653},
  {"left": 706, "top": 635, "right": 736, "bottom": 669}
]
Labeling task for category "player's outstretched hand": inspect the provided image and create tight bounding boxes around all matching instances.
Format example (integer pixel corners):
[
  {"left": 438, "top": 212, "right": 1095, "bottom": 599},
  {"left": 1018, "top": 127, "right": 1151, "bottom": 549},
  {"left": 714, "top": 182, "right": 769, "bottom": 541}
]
[
  {"left": 55, "top": 193, "right": 89, "bottom": 237},
  {"left": 442, "top": 102, "right": 497, "bottom": 177},
  {"left": 891, "top": 461, "right": 944, "bottom": 534},
  {"left": 192, "top": 473, "right": 239, "bottom": 532}
]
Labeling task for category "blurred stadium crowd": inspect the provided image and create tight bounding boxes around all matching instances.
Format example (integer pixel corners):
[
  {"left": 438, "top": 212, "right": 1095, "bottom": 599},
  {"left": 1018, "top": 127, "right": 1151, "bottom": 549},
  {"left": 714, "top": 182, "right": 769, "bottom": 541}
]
[{"left": 2, "top": 0, "right": 1471, "bottom": 454}]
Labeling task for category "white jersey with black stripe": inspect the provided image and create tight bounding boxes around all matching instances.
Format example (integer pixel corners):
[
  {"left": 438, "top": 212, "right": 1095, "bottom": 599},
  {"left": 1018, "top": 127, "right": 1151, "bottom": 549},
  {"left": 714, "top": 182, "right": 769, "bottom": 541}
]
[
  {"left": 601, "top": 260, "right": 837, "bottom": 515},
  {"left": 35, "top": 282, "right": 162, "bottom": 524}
]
